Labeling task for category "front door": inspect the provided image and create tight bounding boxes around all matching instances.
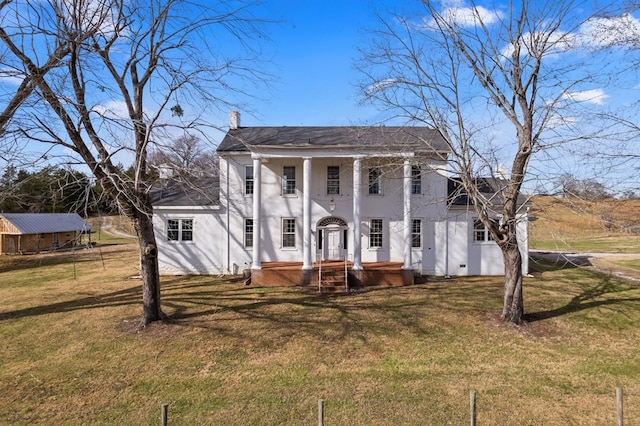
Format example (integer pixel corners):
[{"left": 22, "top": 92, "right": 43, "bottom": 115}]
[{"left": 325, "top": 228, "right": 343, "bottom": 260}]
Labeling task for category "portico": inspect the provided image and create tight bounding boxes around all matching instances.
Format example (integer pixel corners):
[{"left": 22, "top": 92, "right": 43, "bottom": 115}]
[{"left": 248, "top": 153, "right": 416, "bottom": 287}]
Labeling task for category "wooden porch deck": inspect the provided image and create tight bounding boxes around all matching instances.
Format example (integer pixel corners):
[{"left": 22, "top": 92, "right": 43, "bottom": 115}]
[{"left": 249, "top": 261, "right": 414, "bottom": 291}]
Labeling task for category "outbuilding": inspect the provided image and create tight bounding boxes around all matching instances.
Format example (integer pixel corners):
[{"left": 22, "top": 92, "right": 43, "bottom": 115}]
[{"left": 0, "top": 213, "right": 91, "bottom": 255}]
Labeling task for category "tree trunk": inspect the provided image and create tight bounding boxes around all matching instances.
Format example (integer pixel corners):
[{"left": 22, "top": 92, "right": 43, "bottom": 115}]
[
  {"left": 500, "top": 238, "right": 525, "bottom": 325},
  {"left": 133, "top": 210, "right": 163, "bottom": 326}
]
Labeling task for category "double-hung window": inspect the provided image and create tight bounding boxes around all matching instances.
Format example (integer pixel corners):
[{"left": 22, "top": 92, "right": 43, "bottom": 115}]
[
  {"left": 167, "top": 219, "right": 193, "bottom": 242},
  {"left": 327, "top": 166, "right": 340, "bottom": 195},
  {"left": 282, "top": 166, "right": 296, "bottom": 195},
  {"left": 368, "top": 167, "right": 382, "bottom": 195},
  {"left": 244, "top": 218, "right": 253, "bottom": 247},
  {"left": 411, "top": 219, "right": 422, "bottom": 248},
  {"left": 411, "top": 165, "right": 422, "bottom": 195},
  {"left": 369, "top": 218, "right": 383, "bottom": 248},
  {"left": 473, "top": 219, "right": 495, "bottom": 242},
  {"left": 245, "top": 166, "right": 254, "bottom": 195},
  {"left": 282, "top": 218, "right": 296, "bottom": 248}
]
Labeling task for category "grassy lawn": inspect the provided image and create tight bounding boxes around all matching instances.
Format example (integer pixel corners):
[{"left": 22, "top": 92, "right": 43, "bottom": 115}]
[
  {"left": 2, "top": 239, "right": 640, "bottom": 425},
  {"left": 610, "top": 258, "right": 640, "bottom": 271},
  {"left": 529, "top": 196, "right": 640, "bottom": 253}
]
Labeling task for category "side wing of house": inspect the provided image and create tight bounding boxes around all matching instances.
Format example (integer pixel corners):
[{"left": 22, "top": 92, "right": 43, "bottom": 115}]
[
  {"left": 153, "top": 206, "right": 227, "bottom": 275},
  {"left": 151, "top": 177, "right": 226, "bottom": 275},
  {"left": 435, "top": 208, "right": 529, "bottom": 276}
]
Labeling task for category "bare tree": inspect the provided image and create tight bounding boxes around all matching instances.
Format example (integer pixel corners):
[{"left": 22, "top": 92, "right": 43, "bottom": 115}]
[
  {"left": 0, "top": 0, "right": 269, "bottom": 326},
  {"left": 148, "top": 134, "right": 219, "bottom": 180},
  {"left": 358, "top": 1, "right": 624, "bottom": 324}
]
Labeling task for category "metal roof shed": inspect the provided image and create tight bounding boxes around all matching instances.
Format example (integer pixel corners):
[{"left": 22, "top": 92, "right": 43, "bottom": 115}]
[{"left": 0, "top": 213, "right": 91, "bottom": 255}]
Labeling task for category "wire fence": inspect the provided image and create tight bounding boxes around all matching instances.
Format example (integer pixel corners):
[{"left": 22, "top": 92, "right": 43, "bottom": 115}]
[{"left": 158, "top": 387, "right": 629, "bottom": 426}]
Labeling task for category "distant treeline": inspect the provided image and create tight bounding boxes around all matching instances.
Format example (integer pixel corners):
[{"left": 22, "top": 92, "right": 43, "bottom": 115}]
[{"left": 0, "top": 165, "right": 119, "bottom": 215}]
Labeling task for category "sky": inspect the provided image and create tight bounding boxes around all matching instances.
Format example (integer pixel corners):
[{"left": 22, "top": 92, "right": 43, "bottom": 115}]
[
  {"left": 219, "top": 0, "right": 390, "bottom": 128},
  {"left": 3, "top": 0, "right": 640, "bottom": 192}
]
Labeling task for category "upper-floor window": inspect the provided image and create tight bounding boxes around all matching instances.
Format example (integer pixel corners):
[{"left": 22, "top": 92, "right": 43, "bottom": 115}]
[
  {"left": 282, "top": 218, "right": 296, "bottom": 248},
  {"left": 282, "top": 166, "right": 296, "bottom": 195},
  {"left": 412, "top": 219, "right": 422, "bottom": 248},
  {"left": 327, "top": 166, "right": 340, "bottom": 195},
  {"left": 245, "top": 165, "right": 254, "bottom": 195},
  {"left": 369, "top": 218, "right": 383, "bottom": 248},
  {"left": 411, "top": 165, "right": 422, "bottom": 195},
  {"left": 244, "top": 218, "right": 253, "bottom": 247},
  {"left": 167, "top": 218, "right": 193, "bottom": 242},
  {"left": 368, "top": 167, "right": 382, "bottom": 195},
  {"left": 473, "top": 219, "right": 495, "bottom": 242}
]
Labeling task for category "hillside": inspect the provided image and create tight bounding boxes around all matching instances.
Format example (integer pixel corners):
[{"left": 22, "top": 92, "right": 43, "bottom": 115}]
[{"left": 529, "top": 196, "right": 640, "bottom": 252}]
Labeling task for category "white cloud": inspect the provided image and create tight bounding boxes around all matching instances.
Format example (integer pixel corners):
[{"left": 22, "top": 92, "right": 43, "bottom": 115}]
[
  {"left": 424, "top": 4, "right": 504, "bottom": 29},
  {"left": 367, "top": 78, "right": 400, "bottom": 96},
  {"left": 561, "top": 89, "right": 609, "bottom": 105},
  {"left": 92, "top": 100, "right": 130, "bottom": 119},
  {"left": 575, "top": 13, "right": 640, "bottom": 48},
  {"left": 55, "top": 0, "right": 121, "bottom": 37},
  {"left": 0, "top": 68, "right": 26, "bottom": 86}
]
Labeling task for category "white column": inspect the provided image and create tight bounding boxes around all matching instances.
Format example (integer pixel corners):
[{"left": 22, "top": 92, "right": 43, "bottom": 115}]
[
  {"left": 302, "top": 157, "right": 312, "bottom": 270},
  {"left": 252, "top": 156, "right": 262, "bottom": 270},
  {"left": 352, "top": 156, "right": 363, "bottom": 270},
  {"left": 403, "top": 159, "right": 413, "bottom": 270}
]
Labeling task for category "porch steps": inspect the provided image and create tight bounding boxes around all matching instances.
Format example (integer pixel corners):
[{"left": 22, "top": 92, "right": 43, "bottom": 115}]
[{"left": 318, "top": 265, "right": 348, "bottom": 294}]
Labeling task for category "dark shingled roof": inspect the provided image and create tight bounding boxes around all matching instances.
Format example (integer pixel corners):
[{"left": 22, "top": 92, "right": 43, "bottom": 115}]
[
  {"left": 448, "top": 177, "right": 529, "bottom": 207},
  {"left": 217, "top": 126, "right": 449, "bottom": 153},
  {"left": 150, "top": 176, "right": 220, "bottom": 207},
  {"left": 0, "top": 213, "right": 90, "bottom": 234}
]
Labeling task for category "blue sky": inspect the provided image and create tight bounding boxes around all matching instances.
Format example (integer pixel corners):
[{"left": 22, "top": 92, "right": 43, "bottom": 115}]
[{"left": 231, "top": 1, "right": 389, "bottom": 127}]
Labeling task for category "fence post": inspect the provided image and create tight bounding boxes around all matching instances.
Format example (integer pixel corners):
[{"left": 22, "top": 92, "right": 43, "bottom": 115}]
[
  {"left": 470, "top": 390, "right": 477, "bottom": 426},
  {"left": 617, "top": 387, "right": 624, "bottom": 426},
  {"left": 318, "top": 399, "right": 324, "bottom": 426},
  {"left": 161, "top": 403, "right": 169, "bottom": 426}
]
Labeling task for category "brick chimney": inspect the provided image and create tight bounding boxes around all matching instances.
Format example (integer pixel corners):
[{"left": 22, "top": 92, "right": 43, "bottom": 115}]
[{"left": 229, "top": 110, "right": 240, "bottom": 130}]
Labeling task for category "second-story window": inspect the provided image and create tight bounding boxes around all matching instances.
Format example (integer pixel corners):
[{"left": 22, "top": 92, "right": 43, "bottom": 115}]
[
  {"left": 368, "top": 167, "right": 382, "bottom": 195},
  {"left": 327, "top": 166, "right": 340, "bottom": 195},
  {"left": 411, "top": 165, "right": 422, "bottom": 195},
  {"left": 282, "top": 166, "right": 296, "bottom": 195},
  {"left": 245, "top": 165, "right": 254, "bottom": 195}
]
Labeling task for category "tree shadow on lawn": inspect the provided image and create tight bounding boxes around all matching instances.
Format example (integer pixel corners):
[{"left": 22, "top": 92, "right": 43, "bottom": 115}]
[
  {"left": 0, "top": 245, "right": 133, "bottom": 274},
  {"left": 525, "top": 274, "right": 640, "bottom": 322},
  {"left": 0, "top": 284, "right": 142, "bottom": 321},
  {"left": 158, "top": 278, "right": 444, "bottom": 340}
]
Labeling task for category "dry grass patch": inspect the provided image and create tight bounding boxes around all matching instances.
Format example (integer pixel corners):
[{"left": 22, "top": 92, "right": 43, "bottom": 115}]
[
  {"left": 2, "top": 242, "right": 640, "bottom": 424},
  {"left": 530, "top": 196, "right": 640, "bottom": 252}
]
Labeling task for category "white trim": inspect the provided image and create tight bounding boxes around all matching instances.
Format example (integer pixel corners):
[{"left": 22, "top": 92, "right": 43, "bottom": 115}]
[{"left": 154, "top": 205, "right": 219, "bottom": 211}]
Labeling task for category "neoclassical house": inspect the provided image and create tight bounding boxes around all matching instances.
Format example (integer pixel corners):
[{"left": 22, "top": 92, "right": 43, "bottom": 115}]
[{"left": 151, "top": 112, "right": 529, "bottom": 290}]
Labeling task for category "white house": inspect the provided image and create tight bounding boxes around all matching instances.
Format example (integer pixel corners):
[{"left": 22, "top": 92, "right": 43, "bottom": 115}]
[{"left": 151, "top": 112, "right": 529, "bottom": 290}]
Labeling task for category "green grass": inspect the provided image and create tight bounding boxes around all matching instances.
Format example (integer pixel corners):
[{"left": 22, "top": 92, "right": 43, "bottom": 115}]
[
  {"left": 530, "top": 235, "right": 640, "bottom": 253},
  {"left": 610, "top": 259, "right": 640, "bottom": 271},
  {"left": 2, "top": 242, "right": 640, "bottom": 424}
]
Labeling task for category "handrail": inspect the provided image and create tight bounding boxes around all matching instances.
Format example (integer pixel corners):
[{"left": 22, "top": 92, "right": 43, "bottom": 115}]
[
  {"left": 317, "top": 251, "right": 322, "bottom": 292},
  {"left": 343, "top": 250, "right": 348, "bottom": 292}
]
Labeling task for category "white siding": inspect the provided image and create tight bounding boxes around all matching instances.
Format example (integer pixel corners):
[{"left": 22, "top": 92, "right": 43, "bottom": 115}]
[{"left": 154, "top": 153, "right": 529, "bottom": 278}]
